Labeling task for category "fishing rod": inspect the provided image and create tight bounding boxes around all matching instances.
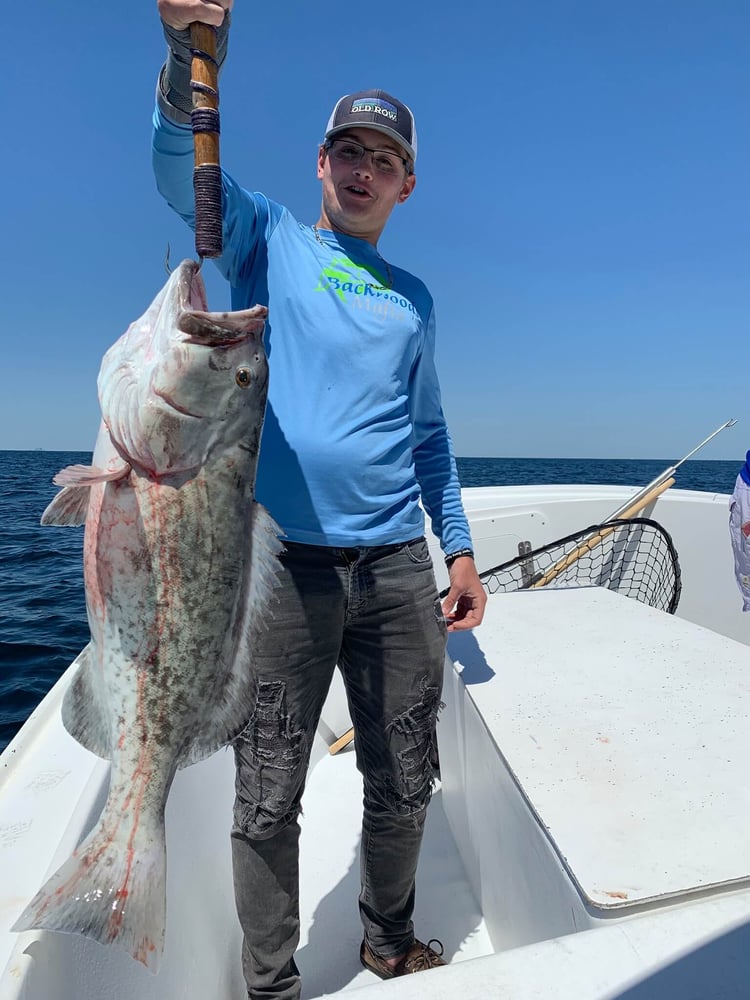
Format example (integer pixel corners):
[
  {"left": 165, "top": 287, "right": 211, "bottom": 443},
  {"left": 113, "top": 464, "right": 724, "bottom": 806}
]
[
  {"left": 190, "top": 22, "right": 223, "bottom": 259},
  {"left": 606, "top": 418, "right": 737, "bottom": 521}
]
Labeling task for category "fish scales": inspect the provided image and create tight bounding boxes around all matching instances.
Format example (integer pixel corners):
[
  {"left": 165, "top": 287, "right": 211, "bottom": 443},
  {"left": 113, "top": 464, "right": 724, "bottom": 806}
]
[{"left": 11, "top": 260, "right": 282, "bottom": 970}]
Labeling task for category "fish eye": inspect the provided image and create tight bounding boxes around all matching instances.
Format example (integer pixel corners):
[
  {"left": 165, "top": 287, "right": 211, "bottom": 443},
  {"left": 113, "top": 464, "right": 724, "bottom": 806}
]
[{"left": 235, "top": 367, "right": 253, "bottom": 388}]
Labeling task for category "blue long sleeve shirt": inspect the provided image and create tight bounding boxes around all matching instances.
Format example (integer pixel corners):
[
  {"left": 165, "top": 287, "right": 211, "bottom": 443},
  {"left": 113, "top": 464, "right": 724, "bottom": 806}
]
[{"left": 152, "top": 108, "right": 473, "bottom": 553}]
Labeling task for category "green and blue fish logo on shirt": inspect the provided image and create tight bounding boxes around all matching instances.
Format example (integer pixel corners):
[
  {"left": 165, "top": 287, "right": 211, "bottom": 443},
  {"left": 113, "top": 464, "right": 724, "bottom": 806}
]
[{"left": 315, "top": 256, "right": 389, "bottom": 302}]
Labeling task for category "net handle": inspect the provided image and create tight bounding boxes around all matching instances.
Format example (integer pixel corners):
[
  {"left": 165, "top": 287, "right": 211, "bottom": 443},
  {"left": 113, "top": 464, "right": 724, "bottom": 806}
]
[
  {"left": 190, "top": 22, "right": 222, "bottom": 259},
  {"left": 606, "top": 418, "right": 735, "bottom": 520},
  {"left": 531, "top": 476, "right": 675, "bottom": 589}
]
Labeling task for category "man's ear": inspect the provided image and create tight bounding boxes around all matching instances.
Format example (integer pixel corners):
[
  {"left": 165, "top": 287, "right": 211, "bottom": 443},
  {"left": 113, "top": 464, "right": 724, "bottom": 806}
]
[
  {"left": 317, "top": 145, "right": 326, "bottom": 180},
  {"left": 397, "top": 173, "right": 417, "bottom": 204}
]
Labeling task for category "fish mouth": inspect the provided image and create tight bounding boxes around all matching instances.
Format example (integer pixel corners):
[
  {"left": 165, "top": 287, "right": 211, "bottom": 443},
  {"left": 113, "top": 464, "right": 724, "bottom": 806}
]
[
  {"left": 175, "top": 261, "right": 245, "bottom": 343},
  {"left": 178, "top": 308, "right": 268, "bottom": 346},
  {"left": 174, "top": 262, "right": 268, "bottom": 346},
  {"left": 176, "top": 260, "right": 209, "bottom": 313},
  {"left": 178, "top": 313, "right": 259, "bottom": 346}
]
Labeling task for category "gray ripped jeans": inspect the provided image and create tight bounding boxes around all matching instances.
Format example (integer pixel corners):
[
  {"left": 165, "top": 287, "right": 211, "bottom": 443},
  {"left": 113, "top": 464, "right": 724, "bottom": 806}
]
[{"left": 231, "top": 538, "right": 447, "bottom": 999}]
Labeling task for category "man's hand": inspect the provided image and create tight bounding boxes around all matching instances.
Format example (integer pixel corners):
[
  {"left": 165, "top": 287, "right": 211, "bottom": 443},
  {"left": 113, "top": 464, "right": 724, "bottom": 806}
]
[
  {"left": 158, "top": 0, "right": 232, "bottom": 30},
  {"left": 441, "top": 556, "right": 487, "bottom": 632}
]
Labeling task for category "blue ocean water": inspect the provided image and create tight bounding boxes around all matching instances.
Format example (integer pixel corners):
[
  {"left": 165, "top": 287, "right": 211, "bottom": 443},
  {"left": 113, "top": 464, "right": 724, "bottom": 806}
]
[{"left": 0, "top": 450, "right": 740, "bottom": 753}]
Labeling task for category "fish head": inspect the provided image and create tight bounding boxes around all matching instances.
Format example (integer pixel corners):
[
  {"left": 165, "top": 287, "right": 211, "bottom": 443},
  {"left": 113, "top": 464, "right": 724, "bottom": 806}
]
[{"left": 98, "top": 261, "right": 269, "bottom": 477}]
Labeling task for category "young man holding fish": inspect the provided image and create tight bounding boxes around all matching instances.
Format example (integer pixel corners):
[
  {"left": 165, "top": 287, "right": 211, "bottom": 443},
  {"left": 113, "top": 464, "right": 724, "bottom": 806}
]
[{"left": 154, "top": 1, "right": 487, "bottom": 995}]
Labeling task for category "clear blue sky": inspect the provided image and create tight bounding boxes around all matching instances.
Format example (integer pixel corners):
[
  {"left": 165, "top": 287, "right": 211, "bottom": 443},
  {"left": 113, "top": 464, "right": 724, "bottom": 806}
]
[{"left": 3, "top": 1, "right": 747, "bottom": 459}]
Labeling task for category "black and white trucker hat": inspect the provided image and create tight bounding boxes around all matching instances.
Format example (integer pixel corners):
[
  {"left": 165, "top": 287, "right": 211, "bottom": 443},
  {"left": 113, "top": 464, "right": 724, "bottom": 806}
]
[{"left": 324, "top": 89, "right": 418, "bottom": 165}]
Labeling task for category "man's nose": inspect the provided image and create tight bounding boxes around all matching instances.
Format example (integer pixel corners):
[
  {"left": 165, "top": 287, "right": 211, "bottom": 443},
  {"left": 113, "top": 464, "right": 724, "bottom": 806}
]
[{"left": 353, "top": 152, "right": 376, "bottom": 177}]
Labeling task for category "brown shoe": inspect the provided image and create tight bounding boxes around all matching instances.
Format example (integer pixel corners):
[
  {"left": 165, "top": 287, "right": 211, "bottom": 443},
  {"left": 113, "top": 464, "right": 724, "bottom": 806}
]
[{"left": 360, "top": 938, "right": 446, "bottom": 979}]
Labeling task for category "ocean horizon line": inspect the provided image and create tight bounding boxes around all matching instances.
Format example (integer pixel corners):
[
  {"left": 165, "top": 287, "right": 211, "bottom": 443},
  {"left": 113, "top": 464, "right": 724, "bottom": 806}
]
[{"left": 0, "top": 448, "right": 741, "bottom": 466}]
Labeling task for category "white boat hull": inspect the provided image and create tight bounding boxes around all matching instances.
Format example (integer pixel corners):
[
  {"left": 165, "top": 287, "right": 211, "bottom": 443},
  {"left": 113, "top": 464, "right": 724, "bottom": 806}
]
[{"left": 2, "top": 483, "right": 749, "bottom": 998}]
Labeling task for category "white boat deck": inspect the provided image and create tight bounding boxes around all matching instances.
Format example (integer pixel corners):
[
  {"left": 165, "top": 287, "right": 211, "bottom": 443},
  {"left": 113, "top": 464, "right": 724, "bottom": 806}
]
[
  {"left": 296, "top": 747, "right": 492, "bottom": 996},
  {"left": 447, "top": 587, "right": 750, "bottom": 911}
]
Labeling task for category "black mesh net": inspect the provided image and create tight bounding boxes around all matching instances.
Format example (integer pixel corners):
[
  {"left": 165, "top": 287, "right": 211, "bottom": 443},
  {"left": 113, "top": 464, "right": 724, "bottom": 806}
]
[{"left": 473, "top": 517, "right": 681, "bottom": 614}]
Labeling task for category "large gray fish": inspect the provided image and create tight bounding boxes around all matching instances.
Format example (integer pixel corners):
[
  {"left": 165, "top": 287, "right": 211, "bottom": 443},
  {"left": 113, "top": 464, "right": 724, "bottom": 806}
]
[{"left": 12, "top": 260, "right": 281, "bottom": 970}]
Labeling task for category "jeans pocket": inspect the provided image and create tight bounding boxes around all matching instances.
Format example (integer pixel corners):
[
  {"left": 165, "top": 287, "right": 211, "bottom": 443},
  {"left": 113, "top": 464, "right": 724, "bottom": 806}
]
[{"left": 403, "top": 537, "right": 431, "bottom": 565}]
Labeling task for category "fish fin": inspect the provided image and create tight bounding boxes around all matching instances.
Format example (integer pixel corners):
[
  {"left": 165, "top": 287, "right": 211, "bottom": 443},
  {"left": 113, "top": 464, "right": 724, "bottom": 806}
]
[
  {"left": 243, "top": 502, "right": 285, "bottom": 641},
  {"left": 40, "top": 486, "right": 91, "bottom": 527},
  {"left": 61, "top": 645, "right": 112, "bottom": 759},
  {"left": 40, "top": 463, "right": 130, "bottom": 525},
  {"left": 11, "top": 814, "right": 166, "bottom": 972},
  {"left": 178, "top": 502, "right": 284, "bottom": 766},
  {"left": 53, "top": 462, "right": 130, "bottom": 486}
]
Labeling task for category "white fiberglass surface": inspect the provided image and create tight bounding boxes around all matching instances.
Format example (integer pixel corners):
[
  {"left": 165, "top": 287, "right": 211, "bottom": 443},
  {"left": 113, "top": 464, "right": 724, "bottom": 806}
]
[
  {"left": 295, "top": 743, "right": 493, "bottom": 996},
  {"left": 1, "top": 702, "right": 491, "bottom": 999},
  {"left": 452, "top": 587, "right": 750, "bottom": 909}
]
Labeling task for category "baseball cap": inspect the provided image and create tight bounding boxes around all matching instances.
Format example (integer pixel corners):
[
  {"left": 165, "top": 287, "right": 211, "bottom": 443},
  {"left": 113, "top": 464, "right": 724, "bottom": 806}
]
[{"left": 324, "top": 89, "right": 418, "bottom": 166}]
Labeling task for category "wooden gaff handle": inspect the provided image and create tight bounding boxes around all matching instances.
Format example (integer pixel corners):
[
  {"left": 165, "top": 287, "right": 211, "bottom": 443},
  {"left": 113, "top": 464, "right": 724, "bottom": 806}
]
[
  {"left": 329, "top": 727, "right": 355, "bottom": 755},
  {"left": 531, "top": 476, "right": 676, "bottom": 590},
  {"left": 190, "top": 23, "right": 222, "bottom": 258}
]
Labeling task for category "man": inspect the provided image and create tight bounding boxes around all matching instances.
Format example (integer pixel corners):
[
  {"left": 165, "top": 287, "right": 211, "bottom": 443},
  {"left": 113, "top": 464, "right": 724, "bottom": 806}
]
[{"left": 154, "top": 2, "right": 487, "bottom": 996}]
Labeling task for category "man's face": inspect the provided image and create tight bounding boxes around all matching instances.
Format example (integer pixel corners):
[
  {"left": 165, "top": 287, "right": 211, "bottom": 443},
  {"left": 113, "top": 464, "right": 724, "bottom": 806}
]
[{"left": 317, "top": 127, "right": 416, "bottom": 244}]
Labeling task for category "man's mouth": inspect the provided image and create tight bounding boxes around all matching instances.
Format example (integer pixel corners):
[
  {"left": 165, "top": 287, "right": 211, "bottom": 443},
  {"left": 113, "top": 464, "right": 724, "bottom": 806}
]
[{"left": 344, "top": 184, "right": 372, "bottom": 200}]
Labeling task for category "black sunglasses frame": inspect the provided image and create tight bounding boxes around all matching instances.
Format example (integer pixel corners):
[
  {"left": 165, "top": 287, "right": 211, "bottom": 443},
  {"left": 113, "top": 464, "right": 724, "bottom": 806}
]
[{"left": 323, "top": 138, "right": 413, "bottom": 176}]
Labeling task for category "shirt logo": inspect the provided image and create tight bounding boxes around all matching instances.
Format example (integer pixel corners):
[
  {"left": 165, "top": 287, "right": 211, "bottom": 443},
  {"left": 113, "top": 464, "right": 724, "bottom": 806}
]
[
  {"left": 314, "top": 256, "right": 416, "bottom": 318},
  {"left": 315, "top": 256, "right": 388, "bottom": 301}
]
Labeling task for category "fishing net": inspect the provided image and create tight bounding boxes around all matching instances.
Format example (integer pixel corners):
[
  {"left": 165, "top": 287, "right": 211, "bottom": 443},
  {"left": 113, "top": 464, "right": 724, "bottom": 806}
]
[{"left": 469, "top": 517, "right": 682, "bottom": 614}]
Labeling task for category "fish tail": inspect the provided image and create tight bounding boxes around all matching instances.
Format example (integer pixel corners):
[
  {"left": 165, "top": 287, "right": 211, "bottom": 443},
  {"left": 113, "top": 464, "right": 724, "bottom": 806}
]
[{"left": 11, "top": 820, "right": 166, "bottom": 971}]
